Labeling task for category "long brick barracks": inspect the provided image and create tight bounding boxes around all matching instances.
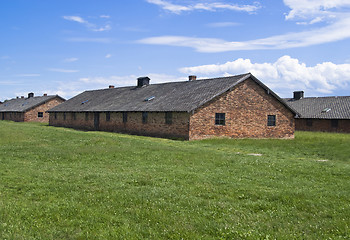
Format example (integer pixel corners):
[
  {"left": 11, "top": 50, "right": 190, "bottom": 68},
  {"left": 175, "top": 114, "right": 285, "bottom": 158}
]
[{"left": 48, "top": 73, "right": 297, "bottom": 140}]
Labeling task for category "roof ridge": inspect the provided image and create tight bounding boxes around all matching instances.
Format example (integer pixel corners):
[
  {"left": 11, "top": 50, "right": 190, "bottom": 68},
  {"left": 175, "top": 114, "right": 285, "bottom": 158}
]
[{"left": 90, "top": 73, "right": 252, "bottom": 91}]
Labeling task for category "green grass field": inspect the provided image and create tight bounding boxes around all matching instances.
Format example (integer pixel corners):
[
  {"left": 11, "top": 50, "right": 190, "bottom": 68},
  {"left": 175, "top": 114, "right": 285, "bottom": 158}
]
[{"left": 0, "top": 121, "right": 349, "bottom": 239}]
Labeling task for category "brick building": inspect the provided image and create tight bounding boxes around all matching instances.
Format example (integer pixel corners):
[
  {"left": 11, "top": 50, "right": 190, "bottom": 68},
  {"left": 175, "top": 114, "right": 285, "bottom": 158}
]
[
  {"left": 48, "top": 73, "right": 297, "bottom": 140},
  {"left": 0, "top": 93, "right": 65, "bottom": 123},
  {"left": 285, "top": 91, "right": 350, "bottom": 133}
]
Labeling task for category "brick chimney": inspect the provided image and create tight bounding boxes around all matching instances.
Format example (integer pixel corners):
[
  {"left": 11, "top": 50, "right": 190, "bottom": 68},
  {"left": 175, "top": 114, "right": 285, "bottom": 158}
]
[
  {"left": 28, "top": 92, "right": 34, "bottom": 98},
  {"left": 293, "top": 91, "right": 304, "bottom": 100},
  {"left": 109, "top": 85, "right": 115, "bottom": 89},
  {"left": 189, "top": 75, "right": 197, "bottom": 81},
  {"left": 137, "top": 77, "right": 150, "bottom": 87},
  {"left": 21, "top": 96, "right": 24, "bottom": 99}
]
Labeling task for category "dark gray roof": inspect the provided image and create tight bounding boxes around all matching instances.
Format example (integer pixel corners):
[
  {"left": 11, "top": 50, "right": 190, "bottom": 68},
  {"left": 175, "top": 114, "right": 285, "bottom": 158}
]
[
  {"left": 0, "top": 95, "right": 65, "bottom": 113},
  {"left": 49, "top": 73, "right": 296, "bottom": 114},
  {"left": 284, "top": 96, "right": 350, "bottom": 119}
]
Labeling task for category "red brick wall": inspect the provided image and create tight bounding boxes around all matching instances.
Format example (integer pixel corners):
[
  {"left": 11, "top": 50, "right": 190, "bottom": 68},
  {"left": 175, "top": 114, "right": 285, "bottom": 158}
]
[
  {"left": 24, "top": 97, "right": 65, "bottom": 123},
  {"left": 189, "top": 78, "right": 295, "bottom": 140},
  {"left": 49, "top": 111, "right": 190, "bottom": 139},
  {"left": 296, "top": 119, "right": 350, "bottom": 133}
]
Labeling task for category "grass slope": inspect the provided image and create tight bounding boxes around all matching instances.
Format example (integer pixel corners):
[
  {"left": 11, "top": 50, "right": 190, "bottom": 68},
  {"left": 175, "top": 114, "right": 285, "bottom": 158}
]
[{"left": 0, "top": 121, "right": 349, "bottom": 239}]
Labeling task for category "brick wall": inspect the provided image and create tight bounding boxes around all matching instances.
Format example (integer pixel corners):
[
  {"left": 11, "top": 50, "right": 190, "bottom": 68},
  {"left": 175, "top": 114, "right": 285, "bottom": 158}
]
[
  {"left": 24, "top": 97, "right": 65, "bottom": 123},
  {"left": 49, "top": 111, "right": 190, "bottom": 139},
  {"left": 296, "top": 118, "right": 350, "bottom": 133},
  {"left": 1, "top": 112, "right": 24, "bottom": 122},
  {"left": 189, "top": 78, "right": 295, "bottom": 140}
]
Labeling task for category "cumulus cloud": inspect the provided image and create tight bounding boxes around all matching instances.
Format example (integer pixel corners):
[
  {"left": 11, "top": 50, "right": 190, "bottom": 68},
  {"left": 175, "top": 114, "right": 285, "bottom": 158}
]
[
  {"left": 146, "top": 0, "right": 260, "bottom": 14},
  {"left": 63, "top": 15, "right": 111, "bottom": 32},
  {"left": 180, "top": 55, "right": 350, "bottom": 96}
]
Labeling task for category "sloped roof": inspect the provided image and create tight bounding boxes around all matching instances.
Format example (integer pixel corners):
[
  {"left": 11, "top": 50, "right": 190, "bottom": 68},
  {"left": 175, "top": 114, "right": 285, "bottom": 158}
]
[
  {"left": 285, "top": 96, "right": 350, "bottom": 119},
  {"left": 0, "top": 95, "right": 65, "bottom": 113},
  {"left": 49, "top": 73, "right": 296, "bottom": 114}
]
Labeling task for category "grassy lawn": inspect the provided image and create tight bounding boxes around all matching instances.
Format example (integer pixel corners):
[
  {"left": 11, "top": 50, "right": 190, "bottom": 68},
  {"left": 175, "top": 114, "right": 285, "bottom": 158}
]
[{"left": 0, "top": 121, "right": 349, "bottom": 239}]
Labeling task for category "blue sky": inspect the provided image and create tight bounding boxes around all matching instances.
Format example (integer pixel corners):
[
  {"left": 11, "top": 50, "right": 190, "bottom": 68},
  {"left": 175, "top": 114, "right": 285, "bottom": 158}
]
[{"left": 1, "top": 0, "right": 350, "bottom": 101}]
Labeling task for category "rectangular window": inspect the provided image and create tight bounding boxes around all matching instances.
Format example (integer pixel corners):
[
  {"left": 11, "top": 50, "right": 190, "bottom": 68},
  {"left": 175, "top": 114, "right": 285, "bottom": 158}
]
[
  {"left": 85, "top": 112, "right": 89, "bottom": 121},
  {"left": 63, "top": 113, "right": 66, "bottom": 120},
  {"left": 123, "top": 112, "right": 127, "bottom": 123},
  {"left": 331, "top": 119, "right": 338, "bottom": 128},
  {"left": 165, "top": 112, "right": 172, "bottom": 124},
  {"left": 215, "top": 113, "right": 225, "bottom": 125},
  {"left": 106, "top": 112, "right": 111, "bottom": 122},
  {"left": 267, "top": 115, "right": 276, "bottom": 126},
  {"left": 142, "top": 112, "right": 148, "bottom": 124},
  {"left": 38, "top": 112, "right": 43, "bottom": 118},
  {"left": 54, "top": 113, "right": 57, "bottom": 120},
  {"left": 72, "top": 113, "right": 76, "bottom": 120},
  {"left": 306, "top": 119, "right": 312, "bottom": 127}
]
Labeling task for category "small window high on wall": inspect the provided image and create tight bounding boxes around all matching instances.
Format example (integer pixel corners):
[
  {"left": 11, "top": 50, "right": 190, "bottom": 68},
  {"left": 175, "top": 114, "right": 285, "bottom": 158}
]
[
  {"left": 38, "top": 112, "right": 43, "bottom": 118},
  {"left": 267, "top": 115, "right": 276, "bottom": 126},
  {"left": 215, "top": 113, "right": 225, "bottom": 125}
]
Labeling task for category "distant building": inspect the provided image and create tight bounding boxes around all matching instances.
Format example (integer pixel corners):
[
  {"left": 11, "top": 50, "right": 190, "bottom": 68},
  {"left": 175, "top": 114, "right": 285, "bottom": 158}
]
[
  {"left": 285, "top": 91, "right": 350, "bottom": 133},
  {"left": 48, "top": 73, "right": 297, "bottom": 140},
  {"left": 0, "top": 93, "right": 65, "bottom": 123}
]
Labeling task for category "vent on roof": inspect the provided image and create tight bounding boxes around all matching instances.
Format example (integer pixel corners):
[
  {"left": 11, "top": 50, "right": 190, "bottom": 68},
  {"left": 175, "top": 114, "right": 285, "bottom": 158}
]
[
  {"left": 189, "top": 75, "right": 197, "bottom": 81},
  {"left": 322, "top": 108, "right": 331, "bottom": 113},
  {"left": 28, "top": 92, "right": 34, "bottom": 98},
  {"left": 144, "top": 96, "right": 155, "bottom": 102},
  {"left": 81, "top": 100, "right": 89, "bottom": 104},
  {"left": 293, "top": 91, "right": 304, "bottom": 100},
  {"left": 109, "top": 85, "right": 114, "bottom": 89},
  {"left": 137, "top": 77, "right": 150, "bottom": 87}
]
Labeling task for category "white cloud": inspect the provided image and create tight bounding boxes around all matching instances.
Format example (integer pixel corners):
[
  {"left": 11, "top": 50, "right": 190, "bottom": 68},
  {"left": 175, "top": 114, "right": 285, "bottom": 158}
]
[
  {"left": 146, "top": 0, "right": 260, "bottom": 14},
  {"left": 179, "top": 55, "right": 350, "bottom": 97},
  {"left": 100, "top": 15, "right": 111, "bottom": 19},
  {"left": 284, "top": 0, "right": 350, "bottom": 21},
  {"left": 139, "top": 1, "right": 350, "bottom": 52},
  {"left": 63, "top": 15, "right": 111, "bottom": 32},
  {"left": 15, "top": 74, "right": 41, "bottom": 77},
  {"left": 48, "top": 68, "right": 79, "bottom": 73},
  {"left": 105, "top": 54, "right": 112, "bottom": 58},
  {"left": 64, "top": 57, "right": 78, "bottom": 62},
  {"left": 138, "top": 15, "right": 350, "bottom": 52},
  {"left": 207, "top": 22, "right": 240, "bottom": 28},
  {"left": 64, "top": 37, "right": 112, "bottom": 43}
]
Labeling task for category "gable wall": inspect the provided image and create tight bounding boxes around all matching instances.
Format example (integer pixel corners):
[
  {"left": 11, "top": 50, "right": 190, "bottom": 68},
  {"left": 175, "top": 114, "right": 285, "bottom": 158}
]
[
  {"left": 296, "top": 118, "right": 350, "bottom": 133},
  {"left": 189, "top": 78, "right": 295, "bottom": 140},
  {"left": 24, "top": 97, "right": 65, "bottom": 123}
]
